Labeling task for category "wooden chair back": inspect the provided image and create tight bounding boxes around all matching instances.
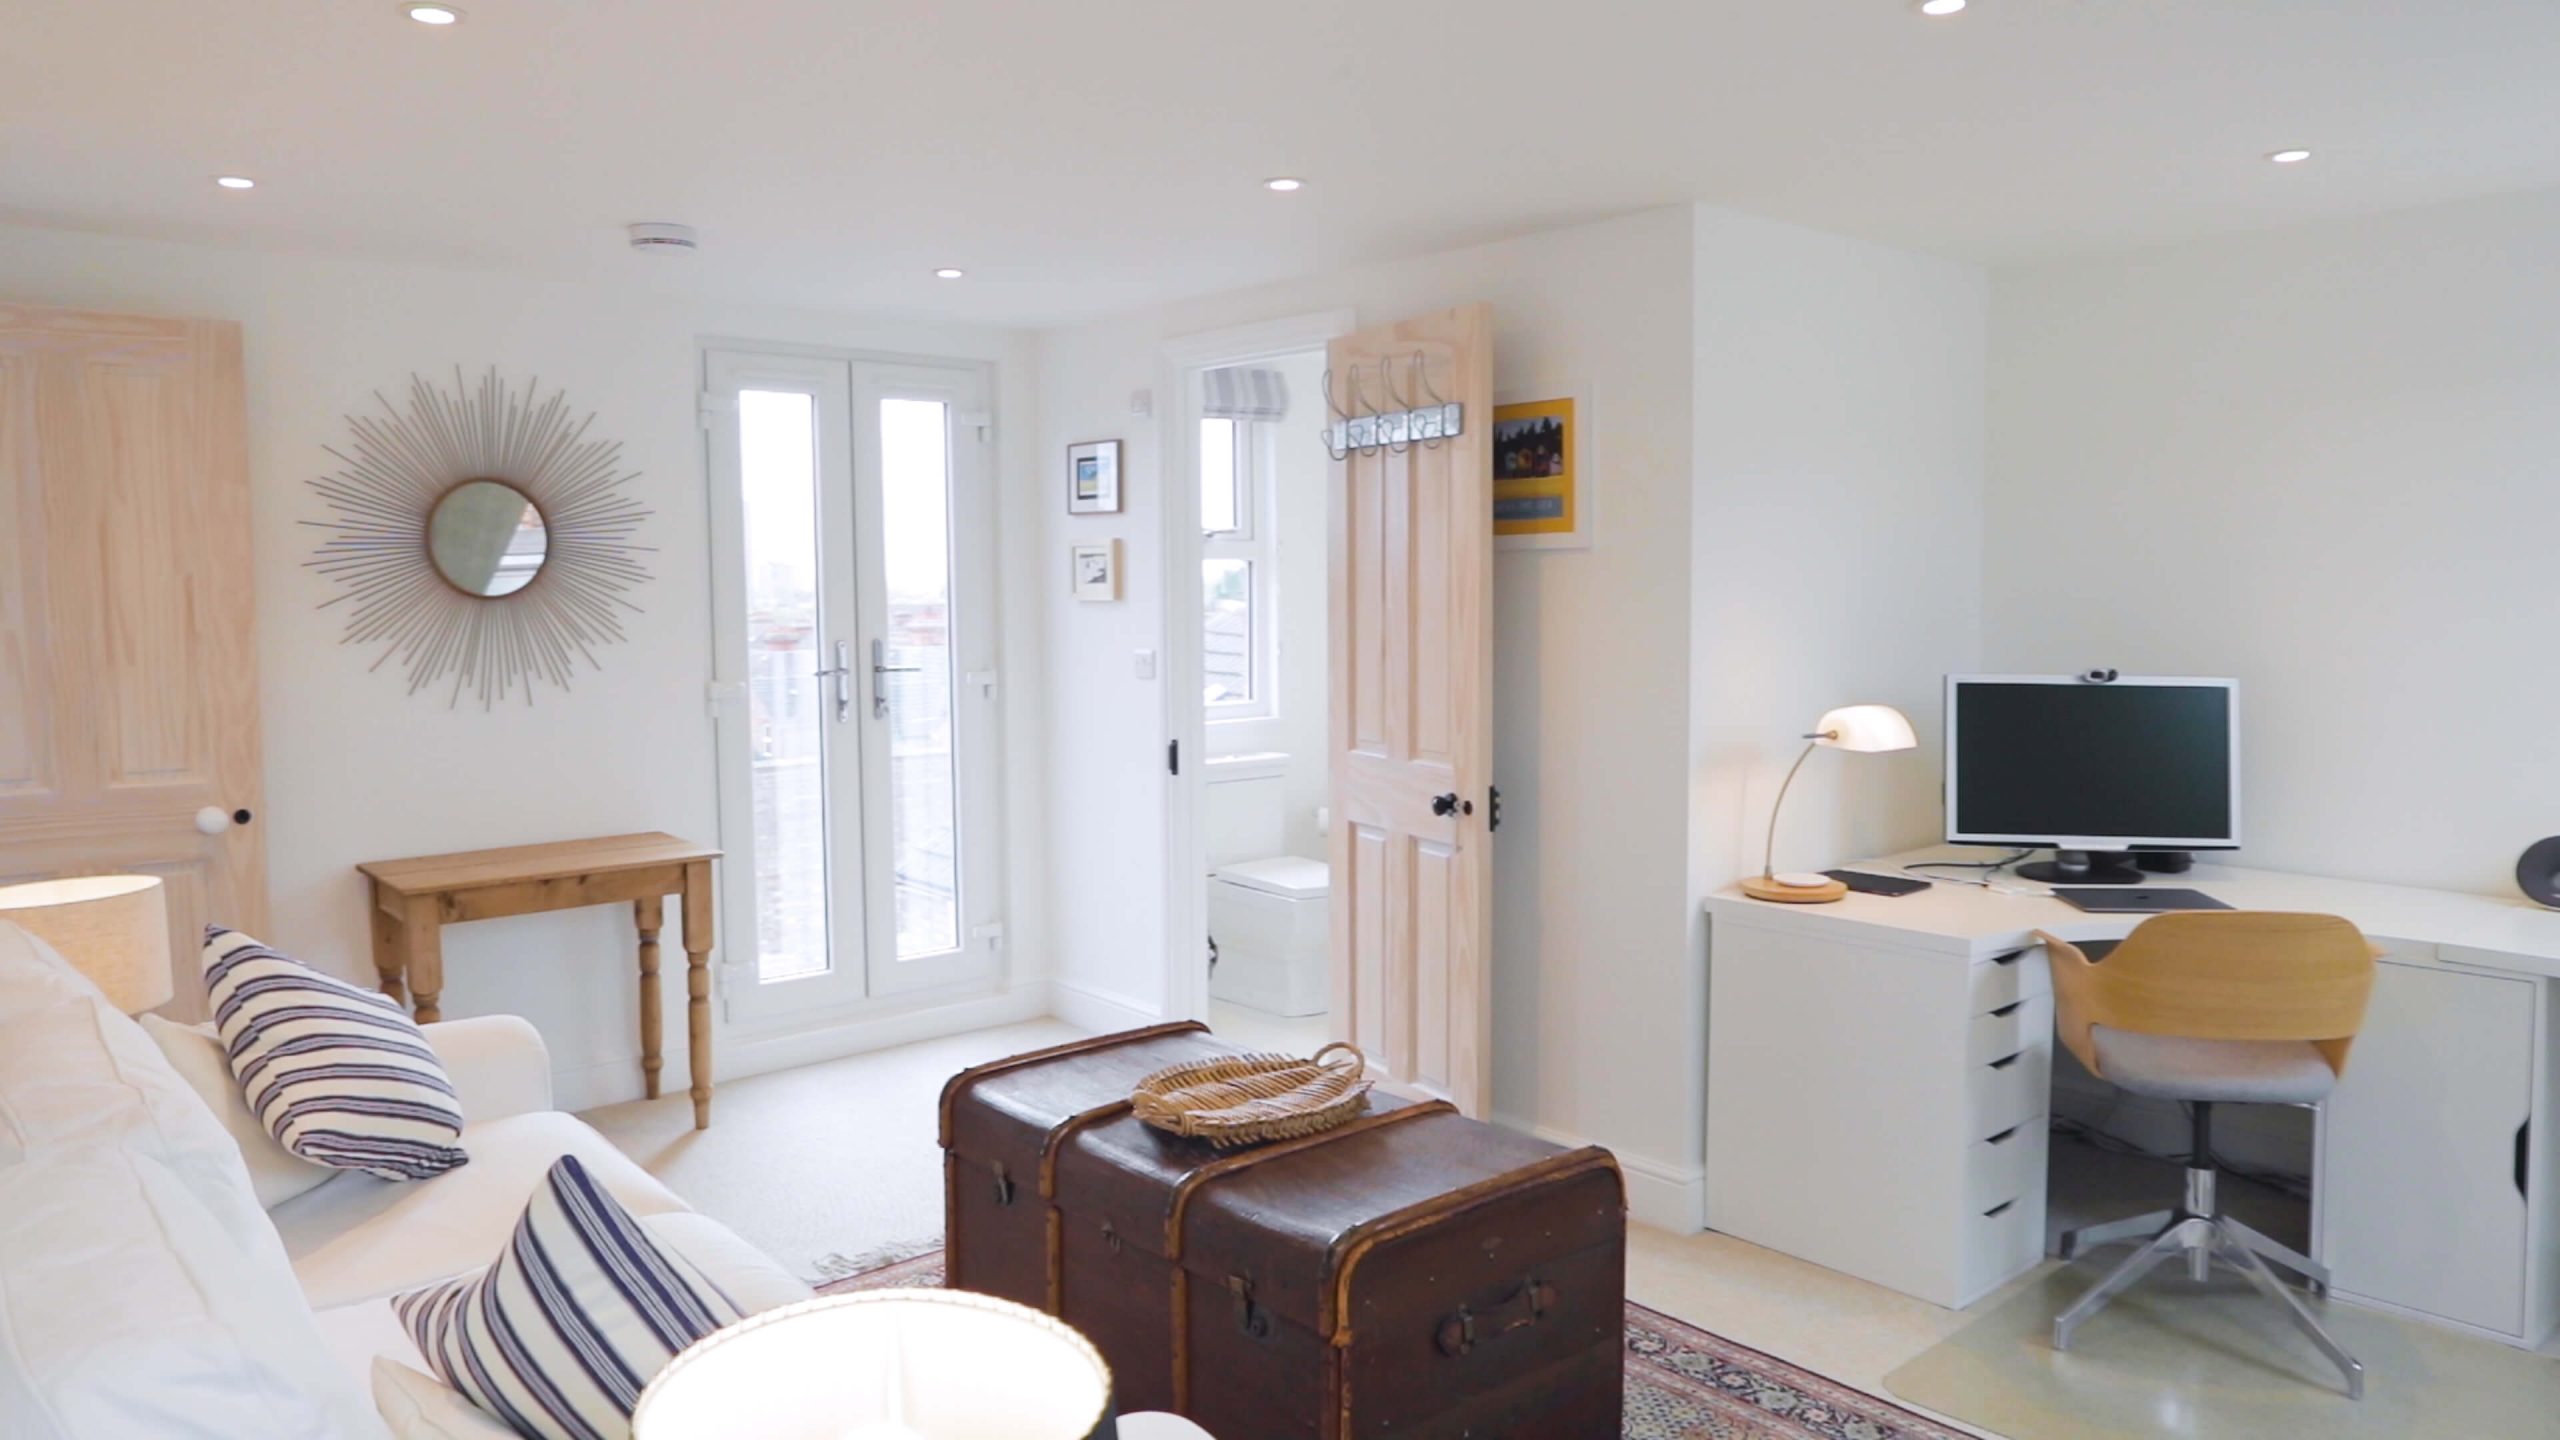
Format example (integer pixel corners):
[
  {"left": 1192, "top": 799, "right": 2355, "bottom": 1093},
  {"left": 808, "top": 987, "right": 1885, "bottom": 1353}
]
[{"left": 2036, "top": 912, "right": 2381, "bottom": 1081}]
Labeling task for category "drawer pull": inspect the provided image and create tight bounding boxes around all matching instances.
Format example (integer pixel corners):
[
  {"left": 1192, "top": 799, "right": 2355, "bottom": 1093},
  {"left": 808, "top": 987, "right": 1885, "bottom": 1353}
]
[
  {"left": 1991, "top": 951, "right": 2022, "bottom": 967},
  {"left": 1983, "top": 1200, "right": 2015, "bottom": 1219},
  {"left": 1991, "top": 1001, "right": 2024, "bottom": 1019},
  {"left": 1986, "top": 1126, "right": 2020, "bottom": 1146},
  {"left": 1989, "top": 1051, "right": 2024, "bottom": 1071}
]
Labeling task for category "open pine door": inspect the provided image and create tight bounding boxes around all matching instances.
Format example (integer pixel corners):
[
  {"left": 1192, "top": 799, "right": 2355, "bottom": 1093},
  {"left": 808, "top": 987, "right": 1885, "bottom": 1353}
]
[
  {"left": 0, "top": 304, "right": 264, "bottom": 1019},
  {"left": 1327, "top": 304, "right": 1495, "bottom": 1116}
]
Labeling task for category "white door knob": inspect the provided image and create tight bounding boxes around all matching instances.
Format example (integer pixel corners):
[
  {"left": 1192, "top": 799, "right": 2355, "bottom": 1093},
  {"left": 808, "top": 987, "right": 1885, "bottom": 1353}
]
[{"left": 195, "top": 806, "right": 231, "bottom": 837}]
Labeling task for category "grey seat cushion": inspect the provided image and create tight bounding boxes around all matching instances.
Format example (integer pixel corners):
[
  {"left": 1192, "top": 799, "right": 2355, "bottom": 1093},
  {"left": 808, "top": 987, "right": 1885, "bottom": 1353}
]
[{"left": 2089, "top": 1026, "right": 2338, "bottom": 1105}]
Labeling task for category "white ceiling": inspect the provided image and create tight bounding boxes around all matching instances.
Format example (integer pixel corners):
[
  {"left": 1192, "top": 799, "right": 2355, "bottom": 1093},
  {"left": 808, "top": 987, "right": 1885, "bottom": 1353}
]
[{"left": 7, "top": 1, "right": 2559, "bottom": 326}]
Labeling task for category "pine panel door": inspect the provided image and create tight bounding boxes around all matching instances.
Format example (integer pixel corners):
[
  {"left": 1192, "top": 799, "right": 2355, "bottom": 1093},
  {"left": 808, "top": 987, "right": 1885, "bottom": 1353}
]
[
  {"left": 1327, "top": 304, "right": 1495, "bottom": 1115},
  {"left": 0, "top": 304, "right": 263, "bottom": 1017}
]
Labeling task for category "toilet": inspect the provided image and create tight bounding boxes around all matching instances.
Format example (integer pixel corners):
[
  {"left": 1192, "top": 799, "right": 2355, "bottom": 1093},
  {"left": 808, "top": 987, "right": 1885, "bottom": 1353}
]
[{"left": 1204, "top": 753, "right": 1331, "bottom": 1018}]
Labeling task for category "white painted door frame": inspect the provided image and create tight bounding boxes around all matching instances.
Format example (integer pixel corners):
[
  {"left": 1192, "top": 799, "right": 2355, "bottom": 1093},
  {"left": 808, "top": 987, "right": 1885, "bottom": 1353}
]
[{"left": 1157, "top": 310, "right": 1357, "bottom": 1026}]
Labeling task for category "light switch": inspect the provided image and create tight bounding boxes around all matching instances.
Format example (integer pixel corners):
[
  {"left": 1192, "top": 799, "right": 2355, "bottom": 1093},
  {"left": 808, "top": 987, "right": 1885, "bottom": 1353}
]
[
  {"left": 1129, "top": 388, "right": 1154, "bottom": 417},
  {"left": 1133, "top": 648, "right": 1158, "bottom": 680}
]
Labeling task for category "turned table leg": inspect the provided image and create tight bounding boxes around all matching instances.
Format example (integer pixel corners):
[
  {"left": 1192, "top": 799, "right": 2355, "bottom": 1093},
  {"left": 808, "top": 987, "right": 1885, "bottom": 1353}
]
[
  {"left": 403, "top": 897, "right": 445, "bottom": 1024},
  {"left": 368, "top": 884, "right": 409, "bottom": 1009},
  {"left": 682, "top": 859, "right": 714, "bottom": 1129},
  {"left": 636, "top": 896, "right": 665, "bottom": 1101}
]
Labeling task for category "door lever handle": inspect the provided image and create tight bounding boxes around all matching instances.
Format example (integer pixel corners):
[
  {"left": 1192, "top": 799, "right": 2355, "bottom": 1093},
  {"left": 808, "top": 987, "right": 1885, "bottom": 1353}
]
[
  {"left": 871, "top": 639, "right": 923, "bottom": 719},
  {"left": 814, "top": 640, "right": 855, "bottom": 722},
  {"left": 1432, "top": 792, "right": 1461, "bottom": 818}
]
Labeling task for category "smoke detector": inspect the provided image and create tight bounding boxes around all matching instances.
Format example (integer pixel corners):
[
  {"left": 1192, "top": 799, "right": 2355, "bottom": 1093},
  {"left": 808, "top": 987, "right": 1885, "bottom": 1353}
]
[{"left": 627, "top": 222, "right": 699, "bottom": 255}]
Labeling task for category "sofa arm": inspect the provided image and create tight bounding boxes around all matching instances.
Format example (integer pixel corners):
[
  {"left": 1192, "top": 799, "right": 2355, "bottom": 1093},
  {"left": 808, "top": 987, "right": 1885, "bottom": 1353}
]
[{"left": 421, "top": 1015, "right": 553, "bottom": 1123}]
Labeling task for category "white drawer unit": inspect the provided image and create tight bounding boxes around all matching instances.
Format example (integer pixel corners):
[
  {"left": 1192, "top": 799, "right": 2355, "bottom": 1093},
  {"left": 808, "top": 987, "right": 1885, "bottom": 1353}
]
[{"left": 1706, "top": 915, "right": 2054, "bottom": 1309}]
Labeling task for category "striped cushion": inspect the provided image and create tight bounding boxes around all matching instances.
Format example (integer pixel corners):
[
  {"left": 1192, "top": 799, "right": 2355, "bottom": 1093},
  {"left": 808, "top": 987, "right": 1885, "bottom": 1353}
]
[
  {"left": 395, "top": 1155, "right": 744, "bottom": 1440},
  {"left": 203, "top": 925, "right": 467, "bottom": 1180}
]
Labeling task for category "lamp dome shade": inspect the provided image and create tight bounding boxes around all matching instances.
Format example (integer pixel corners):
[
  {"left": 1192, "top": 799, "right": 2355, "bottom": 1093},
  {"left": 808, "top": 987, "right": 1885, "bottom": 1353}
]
[
  {"left": 634, "top": 1288, "right": 1116, "bottom": 1440},
  {"left": 1813, "top": 705, "right": 1917, "bottom": 754},
  {"left": 0, "top": 875, "right": 173, "bottom": 1013}
]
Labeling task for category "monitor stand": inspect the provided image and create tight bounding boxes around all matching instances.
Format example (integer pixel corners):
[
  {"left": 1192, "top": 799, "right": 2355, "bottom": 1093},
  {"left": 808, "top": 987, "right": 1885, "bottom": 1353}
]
[{"left": 2015, "top": 850, "right": 2148, "bottom": 885}]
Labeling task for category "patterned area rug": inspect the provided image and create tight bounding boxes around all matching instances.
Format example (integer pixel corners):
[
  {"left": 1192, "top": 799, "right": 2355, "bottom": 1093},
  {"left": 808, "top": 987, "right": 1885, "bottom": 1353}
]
[{"left": 820, "top": 1251, "right": 1963, "bottom": 1440}]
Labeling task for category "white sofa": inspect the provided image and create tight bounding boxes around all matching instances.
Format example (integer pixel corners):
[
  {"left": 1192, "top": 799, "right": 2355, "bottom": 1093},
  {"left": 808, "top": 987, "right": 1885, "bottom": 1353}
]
[{"left": 0, "top": 921, "right": 1206, "bottom": 1439}]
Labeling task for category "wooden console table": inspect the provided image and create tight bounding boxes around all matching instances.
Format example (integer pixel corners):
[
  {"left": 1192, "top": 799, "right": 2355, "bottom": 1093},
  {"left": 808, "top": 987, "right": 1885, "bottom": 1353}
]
[{"left": 358, "top": 833, "right": 722, "bottom": 1128}]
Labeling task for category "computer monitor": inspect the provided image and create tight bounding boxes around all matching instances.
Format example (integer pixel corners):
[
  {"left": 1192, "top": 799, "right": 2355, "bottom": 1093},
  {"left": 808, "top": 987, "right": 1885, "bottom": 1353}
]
[{"left": 1945, "top": 674, "right": 2239, "bottom": 884}]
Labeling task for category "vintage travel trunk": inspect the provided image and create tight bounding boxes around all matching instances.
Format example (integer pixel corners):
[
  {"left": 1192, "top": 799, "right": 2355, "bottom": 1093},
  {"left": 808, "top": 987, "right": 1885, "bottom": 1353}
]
[{"left": 940, "top": 1023, "right": 1627, "bottom": 1440}]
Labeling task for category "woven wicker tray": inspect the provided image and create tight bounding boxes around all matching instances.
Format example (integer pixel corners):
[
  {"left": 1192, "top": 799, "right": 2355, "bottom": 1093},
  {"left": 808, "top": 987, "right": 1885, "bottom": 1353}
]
[{"left": 1130, "top": 1042, "right": 1373, "bottom": 1148}]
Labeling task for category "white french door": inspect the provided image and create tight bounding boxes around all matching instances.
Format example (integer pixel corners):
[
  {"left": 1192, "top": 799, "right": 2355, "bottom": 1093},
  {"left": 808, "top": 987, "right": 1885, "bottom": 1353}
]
[{"left": 704, "top": 348, "right": 1000, "bottom": 1023}]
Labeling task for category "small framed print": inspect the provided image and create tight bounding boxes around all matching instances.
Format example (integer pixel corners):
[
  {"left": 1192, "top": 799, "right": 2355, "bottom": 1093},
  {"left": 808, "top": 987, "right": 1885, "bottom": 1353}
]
[
  {"left": 1067, "top": 439, "right": 1122, "bottom": 514},
  {"left": 1071, "top": 539, "right": 1122, "bottom": 602},
  {"left": 1492, "top": 386, "right": 1591, "bottom": 550}
]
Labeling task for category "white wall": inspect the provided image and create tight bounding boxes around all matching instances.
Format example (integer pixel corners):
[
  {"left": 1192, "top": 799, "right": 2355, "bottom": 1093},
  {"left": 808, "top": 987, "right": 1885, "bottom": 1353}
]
[
  {"left": 1986, "top": 188, "right": 2560, "bottom": 895},
  {"left": 0, "top": 224, "right": 1044, "bottom": 1108},
  {"left": 1690, "top": 207, "right": 1989, "bottom": 889},
  {"left": 1270, "top": 349, "right": 1332, "bottom": 864},
  {"left": 1034, "top": 208, "right": 1706, "bottom": 1218}
]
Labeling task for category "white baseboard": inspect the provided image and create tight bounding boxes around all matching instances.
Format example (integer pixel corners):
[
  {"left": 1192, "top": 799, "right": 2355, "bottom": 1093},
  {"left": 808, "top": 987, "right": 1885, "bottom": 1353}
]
[
  {"left": 1494, "top": 1114, "right": 1707, "bottom": 1233},
  {"left": 1046, "top": 979, "right": 1165, "bottom": 1034},
  {"left": 552, "top": 983, "right": 1054, "bottom": 1113}
]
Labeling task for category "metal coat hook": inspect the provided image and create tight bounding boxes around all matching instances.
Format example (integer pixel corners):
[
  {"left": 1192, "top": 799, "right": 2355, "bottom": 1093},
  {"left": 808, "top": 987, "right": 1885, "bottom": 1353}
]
[
  {"left": 1349, "top": 364, "right": 1383, "bottom": 455},
  {"left": 1410, "top": 352, "right": 1446, "bottom": 449},
  {"left": 1318, "top": 367, "right": 1351, "bottom": 460},
  {"left": 1378, "top": 358, "right": 1414, "bottom": 453}
]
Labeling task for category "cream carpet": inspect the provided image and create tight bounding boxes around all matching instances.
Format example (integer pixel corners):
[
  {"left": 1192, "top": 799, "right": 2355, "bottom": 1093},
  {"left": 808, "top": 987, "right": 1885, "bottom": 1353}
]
[
  {"left": 581, "top": 1018, "right": 1084, "bottom": 1281},
  {"left": 1885, "top": 1260, "right": 2560, "bottom": 1438}
]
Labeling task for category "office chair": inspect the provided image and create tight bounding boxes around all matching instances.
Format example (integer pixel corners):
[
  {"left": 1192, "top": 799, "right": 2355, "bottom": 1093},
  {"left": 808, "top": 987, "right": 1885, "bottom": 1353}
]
[{"left": 2036, "top": 912, "right": 2380, "bottom": 1398}]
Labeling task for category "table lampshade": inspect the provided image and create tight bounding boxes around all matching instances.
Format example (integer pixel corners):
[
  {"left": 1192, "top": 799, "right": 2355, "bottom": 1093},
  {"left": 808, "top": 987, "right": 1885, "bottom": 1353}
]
[
  {"left": 0, "top": 875, "right": 174, "bottom": 1013},
  {"left": 633, "top": 1289, "right": 1118, "bottom": 1440},
  {"left": 1739, "top": 704, "right": 1918, "bottom": 905},
  {"left": 1811, "top": 704, "right": 1918, "bottom": 754}
]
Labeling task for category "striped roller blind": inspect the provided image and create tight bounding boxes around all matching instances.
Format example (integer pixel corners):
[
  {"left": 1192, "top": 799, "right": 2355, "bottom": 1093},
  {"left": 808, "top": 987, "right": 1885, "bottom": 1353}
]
[{"left": 1200, "top": 365, "right": 1291, "bottom": 421}]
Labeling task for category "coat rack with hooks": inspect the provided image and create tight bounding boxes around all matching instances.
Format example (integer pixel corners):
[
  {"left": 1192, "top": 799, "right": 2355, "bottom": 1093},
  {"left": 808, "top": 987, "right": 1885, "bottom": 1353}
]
[{"left": 1319, "top": 351, "right": 1465, "bottom": 460}]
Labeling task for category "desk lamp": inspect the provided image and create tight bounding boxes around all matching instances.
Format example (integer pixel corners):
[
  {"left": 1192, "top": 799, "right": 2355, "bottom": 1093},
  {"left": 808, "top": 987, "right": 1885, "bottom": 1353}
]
[{"left": 1741, "top": 705, "right": 1916, "bottom": 904}]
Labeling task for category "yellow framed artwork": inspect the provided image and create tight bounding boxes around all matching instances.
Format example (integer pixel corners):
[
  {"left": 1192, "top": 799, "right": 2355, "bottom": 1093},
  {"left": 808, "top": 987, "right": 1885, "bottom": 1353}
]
[{"left": 1491, "top": 387, "right": 1589, "bottom": 549}]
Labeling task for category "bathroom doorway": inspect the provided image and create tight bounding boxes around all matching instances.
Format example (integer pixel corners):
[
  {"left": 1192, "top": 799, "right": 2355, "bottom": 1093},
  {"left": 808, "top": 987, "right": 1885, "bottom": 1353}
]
[
  {"left": 1197, "top": 347, "right": 1333, "bottom": 1054},
  {"left": 1159, "top": 312, "right": 1352, "bottom": 1056}
]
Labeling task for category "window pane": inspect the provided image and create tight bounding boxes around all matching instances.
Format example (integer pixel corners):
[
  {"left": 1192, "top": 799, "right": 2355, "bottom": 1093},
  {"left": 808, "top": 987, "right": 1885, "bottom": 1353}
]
[
  {"left": 882, "top": 398, "right": 961, "bottom": 960},
  {"left": 1203, "top": 558, "right": 1253, "bottom": 705},
  {"left": 739, "top": 390, "right": 829, "bottom": 982},
  {"left": 1201, "top": 418, "right": 1239, "bottom": 534}
]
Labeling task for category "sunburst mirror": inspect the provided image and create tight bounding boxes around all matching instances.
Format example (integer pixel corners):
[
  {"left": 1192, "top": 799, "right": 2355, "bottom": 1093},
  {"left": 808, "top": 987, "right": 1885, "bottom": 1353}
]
[{"left": 306, "top": 368, "right": 653, "bottom": 707}]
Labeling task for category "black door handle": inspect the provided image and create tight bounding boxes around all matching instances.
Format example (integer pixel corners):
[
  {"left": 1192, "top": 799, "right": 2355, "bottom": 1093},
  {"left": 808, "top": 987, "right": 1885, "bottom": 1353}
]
[{"left": 1431, "top": 793, "right": 1460, "bottom": 817}]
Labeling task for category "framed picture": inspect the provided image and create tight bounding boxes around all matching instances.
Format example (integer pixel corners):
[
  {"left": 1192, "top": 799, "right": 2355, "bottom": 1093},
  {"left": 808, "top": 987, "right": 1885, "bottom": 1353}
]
[
  {"left": 1067, "top": 439, "right": 1122, "bottom": 514},
  {"left": 1492, "top": 387, "right": 1590, "bottom": 550},
  {"left": 1071, "top": 539, "right": 1122, "bottom": 602}
]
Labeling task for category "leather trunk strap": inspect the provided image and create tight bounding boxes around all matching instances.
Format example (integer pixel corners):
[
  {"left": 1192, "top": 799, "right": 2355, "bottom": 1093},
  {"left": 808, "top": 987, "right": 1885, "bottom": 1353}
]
[
  {"left": 935, "top": 1021, "right": 1207, "bottom": 1147},
  {"left": 1165, "top": 1099, "right": 1456, "bottom": 1414}
]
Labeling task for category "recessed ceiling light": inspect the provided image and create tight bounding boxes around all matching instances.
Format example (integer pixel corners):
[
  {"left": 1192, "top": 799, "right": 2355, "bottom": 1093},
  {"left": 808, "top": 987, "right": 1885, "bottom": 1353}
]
[
  {"left": 1916, "top": 0, "right": 1966, "bottom": 15},
  {"left": 214, "top": 175, "right": 257, "bottom": 190},
  {"left": 934, "top": 267, "right": 966, "bottom": 280},
  {"left": 403, "top": 3, "right": 463, "bottom": 23},
  {"left": 1264, "top": 177, "right": 1305, "bottom": 193},
  {"left": 2268, "top": 148, "right": 2313, "bottom": 164}
]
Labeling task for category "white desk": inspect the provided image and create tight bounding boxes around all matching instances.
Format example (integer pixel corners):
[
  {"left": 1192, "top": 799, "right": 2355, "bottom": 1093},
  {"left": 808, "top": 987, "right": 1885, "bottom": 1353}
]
[{"left": 1704, "top": 849, "right": 2560, "bottom": 1348}]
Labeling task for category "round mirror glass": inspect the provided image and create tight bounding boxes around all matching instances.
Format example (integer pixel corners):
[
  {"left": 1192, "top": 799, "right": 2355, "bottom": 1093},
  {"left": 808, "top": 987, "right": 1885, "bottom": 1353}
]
[{"left": 428, "top": 480, "right": 548, "bottom": 597}]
